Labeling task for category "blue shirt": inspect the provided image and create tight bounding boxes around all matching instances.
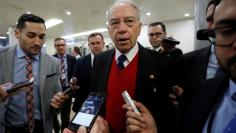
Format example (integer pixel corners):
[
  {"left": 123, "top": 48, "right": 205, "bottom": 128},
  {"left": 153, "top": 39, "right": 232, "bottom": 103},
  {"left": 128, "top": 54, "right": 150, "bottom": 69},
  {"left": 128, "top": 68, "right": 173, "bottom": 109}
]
[
  {"left": 206, "top": 45, "right": 219, "bottom": 79},
  {"left": 203, "top": 80, "right": 236, "bottom": 133},
  {"left": 6, "top": 45, "right": 42, "bottom": 127}
]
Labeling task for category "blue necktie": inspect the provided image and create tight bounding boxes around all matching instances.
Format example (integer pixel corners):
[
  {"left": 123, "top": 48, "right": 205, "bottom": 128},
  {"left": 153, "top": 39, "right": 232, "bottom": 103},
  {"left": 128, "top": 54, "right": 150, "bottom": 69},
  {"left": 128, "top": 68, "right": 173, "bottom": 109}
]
[
  {"left": 117, "top": 55, "right": 127, "bottom": 70},
  {"left": 223, "top": 93, "right": 236, "bottom": 133}
]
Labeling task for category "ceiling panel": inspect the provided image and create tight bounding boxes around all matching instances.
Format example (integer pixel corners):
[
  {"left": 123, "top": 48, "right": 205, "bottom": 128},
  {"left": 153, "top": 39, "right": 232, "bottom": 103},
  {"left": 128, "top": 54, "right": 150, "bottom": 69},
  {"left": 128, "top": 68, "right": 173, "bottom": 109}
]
[{"left": 0, "top": 0, "right": 196, "bottom": 39}]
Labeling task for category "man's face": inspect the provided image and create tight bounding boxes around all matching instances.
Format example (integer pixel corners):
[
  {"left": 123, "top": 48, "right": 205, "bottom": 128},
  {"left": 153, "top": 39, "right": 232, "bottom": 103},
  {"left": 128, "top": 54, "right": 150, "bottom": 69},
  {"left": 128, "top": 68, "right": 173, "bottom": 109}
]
[
  {"left": 88, "top": 35, "right": 104, "bottom": 55},
  {"left": 15, "top": 22, "right": 46, "bottom": 55},
  {"left": 148, "top": 25, "right": 166, "bottom": 48},
  {"left": 214, "top": 0, "right": 236, "bottom": 81},
  {"left": 108, "top": 3, "right": 142, "bottom": 54},
  {"left": 54, "top": 39, "right": 66, "bottom": 56}
]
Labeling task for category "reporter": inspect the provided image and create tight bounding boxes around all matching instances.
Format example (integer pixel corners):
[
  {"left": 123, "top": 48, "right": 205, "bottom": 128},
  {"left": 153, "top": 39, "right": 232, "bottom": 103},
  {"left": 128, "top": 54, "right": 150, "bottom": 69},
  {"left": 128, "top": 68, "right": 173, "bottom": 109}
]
[
  {"left": 63, "top": 116, "right": 109, "bottom": 133},
  {"left": 123, "top": 101, "right": 157, "bottom": 133}
]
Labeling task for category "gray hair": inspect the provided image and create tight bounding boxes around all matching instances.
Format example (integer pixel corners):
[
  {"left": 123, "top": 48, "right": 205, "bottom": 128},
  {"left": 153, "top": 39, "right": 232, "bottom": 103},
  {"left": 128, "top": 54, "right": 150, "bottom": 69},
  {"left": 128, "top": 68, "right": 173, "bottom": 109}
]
[{"left": 107, "top": 0, "right": 140, "bottom": 21}]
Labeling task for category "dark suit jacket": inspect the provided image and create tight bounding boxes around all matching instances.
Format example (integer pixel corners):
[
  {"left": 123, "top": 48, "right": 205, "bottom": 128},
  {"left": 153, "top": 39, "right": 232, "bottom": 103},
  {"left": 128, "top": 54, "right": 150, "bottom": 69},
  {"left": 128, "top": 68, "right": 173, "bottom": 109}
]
[
  {"left": 90, "top": 44, "right": 177, "bottom": 133},
  {"left": 53, "top": 54, "right": 76, "bottom": 90},
  {"left": 72, "top": 54, "right": 92, "bottom": 112},
  {"left": 179, "top": 46, "right": 211, "bottom": 108},
  {"left": 181, "top": 73, "right": 228, "bottom": 133}
]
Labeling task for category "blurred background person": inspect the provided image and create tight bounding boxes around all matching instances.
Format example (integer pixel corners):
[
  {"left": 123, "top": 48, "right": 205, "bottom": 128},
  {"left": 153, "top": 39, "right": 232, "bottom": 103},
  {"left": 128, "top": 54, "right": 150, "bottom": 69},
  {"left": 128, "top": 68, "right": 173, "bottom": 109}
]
[
  {"left": 53, "top": 37, "right": 76, "bottom": 133},
  {"left": 72, "top": 46, "right": 82, "bottom": 59},
  {"left": 148, "top": 22, "right": 167, "bottom": 52},
  {"left": 72, "top": 32, "right": 105, "bottom": 112}
]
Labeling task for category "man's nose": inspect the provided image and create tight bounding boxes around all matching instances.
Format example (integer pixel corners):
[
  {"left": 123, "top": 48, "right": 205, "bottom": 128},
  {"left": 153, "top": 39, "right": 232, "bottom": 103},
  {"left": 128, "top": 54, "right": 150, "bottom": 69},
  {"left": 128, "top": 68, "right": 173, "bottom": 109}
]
[
  {"left": 34, "top": 37, "right": 43, "bottom": 45},
  {"left": 117, "top": 22, "right": 127, "bottom": 33}
]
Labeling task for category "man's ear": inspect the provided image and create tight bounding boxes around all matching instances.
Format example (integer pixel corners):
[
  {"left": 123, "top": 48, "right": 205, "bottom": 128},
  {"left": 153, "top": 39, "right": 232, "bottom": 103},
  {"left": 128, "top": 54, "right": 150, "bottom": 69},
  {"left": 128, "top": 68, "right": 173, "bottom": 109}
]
[{"left": 14, "top": 29, "right": 20, "bottom": 39}]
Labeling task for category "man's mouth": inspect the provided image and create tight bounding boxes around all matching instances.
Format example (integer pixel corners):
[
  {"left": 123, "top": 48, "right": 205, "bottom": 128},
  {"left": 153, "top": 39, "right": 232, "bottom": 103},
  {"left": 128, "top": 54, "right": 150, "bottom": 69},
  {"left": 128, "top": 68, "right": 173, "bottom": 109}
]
[{"left": 116, "top": 38, "right": 130, "bottom": 44}]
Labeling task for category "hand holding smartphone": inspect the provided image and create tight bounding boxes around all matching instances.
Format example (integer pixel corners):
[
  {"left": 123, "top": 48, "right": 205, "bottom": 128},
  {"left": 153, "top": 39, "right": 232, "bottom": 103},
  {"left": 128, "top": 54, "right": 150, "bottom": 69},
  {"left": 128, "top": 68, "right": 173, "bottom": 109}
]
[
  {"left": 122, "top": 90, "right": 140, "bottom": 115},
  {"left": 68, "top": 92, "right": 106, "bottom": 132},
  {"left": 1, "top": 78, "right": 34, "bottom": 96}
]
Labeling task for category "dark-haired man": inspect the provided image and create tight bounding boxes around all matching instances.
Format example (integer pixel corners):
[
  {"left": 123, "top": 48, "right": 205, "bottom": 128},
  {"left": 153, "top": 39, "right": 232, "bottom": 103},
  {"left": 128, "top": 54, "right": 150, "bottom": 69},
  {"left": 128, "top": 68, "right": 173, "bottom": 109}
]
[
  {"left": 0, "top": 13, "right": 68, "bottom": 133},
  {"left": 148, "top": 22, "right": 166, "bottom": 51},
  {"left": 124, "top": 0, "right": 236, "bottom": 132},
  {"left": 72, "top": 32, "right": 104, "bottom": 112}
]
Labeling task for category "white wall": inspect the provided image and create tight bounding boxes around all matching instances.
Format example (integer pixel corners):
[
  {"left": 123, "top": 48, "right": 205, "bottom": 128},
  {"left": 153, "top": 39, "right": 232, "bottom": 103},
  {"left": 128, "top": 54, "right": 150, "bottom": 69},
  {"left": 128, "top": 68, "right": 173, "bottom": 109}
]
[{"left": 138, "top": 19, "right": 195, "bottom": 53}]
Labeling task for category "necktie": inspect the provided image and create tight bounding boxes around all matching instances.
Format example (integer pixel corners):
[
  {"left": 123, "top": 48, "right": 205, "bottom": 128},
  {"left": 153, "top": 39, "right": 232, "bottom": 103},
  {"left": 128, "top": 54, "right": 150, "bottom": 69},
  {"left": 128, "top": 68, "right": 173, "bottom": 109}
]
[
  {"left": 223, "top": 93, "right": 236, "bottom": 133},
  {"left": 25, "top": 56, "right": 35, "bottom": 133},
  {"left": 117, "top": 54, "right": 127, "bottom": 70},
  {"left": 60, "top": 56, "right": 66, "bottom": 87}
]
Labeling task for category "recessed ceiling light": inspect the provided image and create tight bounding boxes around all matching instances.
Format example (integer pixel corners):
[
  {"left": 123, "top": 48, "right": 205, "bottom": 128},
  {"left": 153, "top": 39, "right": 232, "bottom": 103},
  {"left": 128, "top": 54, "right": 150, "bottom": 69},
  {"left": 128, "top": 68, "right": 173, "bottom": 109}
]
[
  {"left": 0, "top": 36, "right": 7, "bottom": 39},
  {"left": 26, "top": 11, "right": 31, "bottom": 14},
  {"left": 62, "top": 28, "right": 108, "bottom": 39},
  {"left": 66, "top": 11, "right": 71, "bottom": 15},
  {"left": 45, "top": 18, "right": 63, "bottom": 29},
  {"left": 146, "top": 12, "right": 151, "bottom": 16},
  {"left": 184, "top": 13, "right": 190, "bottom": 17}
]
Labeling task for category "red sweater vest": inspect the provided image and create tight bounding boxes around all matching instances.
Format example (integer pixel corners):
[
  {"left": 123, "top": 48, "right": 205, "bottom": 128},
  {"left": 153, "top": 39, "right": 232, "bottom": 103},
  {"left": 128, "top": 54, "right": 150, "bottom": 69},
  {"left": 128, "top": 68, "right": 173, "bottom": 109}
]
[{"left": 105, "top": 53, "right": 139, "bottom": 133}]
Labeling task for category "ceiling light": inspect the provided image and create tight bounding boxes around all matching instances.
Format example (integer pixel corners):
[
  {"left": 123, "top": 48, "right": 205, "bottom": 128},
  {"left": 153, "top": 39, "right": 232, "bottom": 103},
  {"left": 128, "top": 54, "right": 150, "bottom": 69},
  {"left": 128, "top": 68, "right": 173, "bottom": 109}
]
[
  {"left": 26, "top": 11, "right": 31, "bottom": 14},
  {"left": 62, "top": 28, "right": 108, "bottom": 39},
  {"left": 146, "top": 12, "right": 151, "bottom": 16},
  {"left": 45, "top": 18, "right": 63, "bottom": 29},
  {"left": 184, "top": 13, "right": 190, "bottom": 17},
  {"left": 0, "top": 36, "right": 7, "bottom": 39},
  {"left": 6, "top": 32, "right": 10, "bottom": 35},
  {"left": 66, "top": 11, "right": 71, "bottom": 15}
]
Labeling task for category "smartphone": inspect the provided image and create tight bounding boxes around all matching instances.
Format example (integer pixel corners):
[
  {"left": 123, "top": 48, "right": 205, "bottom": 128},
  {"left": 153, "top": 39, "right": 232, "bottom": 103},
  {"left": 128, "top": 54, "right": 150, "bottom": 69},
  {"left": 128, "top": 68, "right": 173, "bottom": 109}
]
[
  {"left": 3, "top": 78, "right": 34, "bottom": 95},
  {"left": 63, "top": 87, "right": 73, "bottom": 96},
  {"left": 68, "top": 92, "right": 106, "bottom": 132},
  {"left": 122, "top": 90, "right": 140, "bottom": 115}
]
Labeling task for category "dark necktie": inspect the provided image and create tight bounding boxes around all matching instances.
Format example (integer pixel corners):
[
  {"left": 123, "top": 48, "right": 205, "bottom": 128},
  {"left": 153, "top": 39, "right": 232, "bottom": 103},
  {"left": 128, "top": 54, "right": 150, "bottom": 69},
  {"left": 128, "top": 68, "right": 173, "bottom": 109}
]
[
  {"left": 25, "top": 56, "right": 35, "bottom": 133},
  {"left": 60, "top": 56, "right": 66, "bottom": 87},
  {"left": 223, "top": 93, "right": 236, "bottom": 133},
  {"left": 117, "top": 54, "right": 127, "bottom": 70}
]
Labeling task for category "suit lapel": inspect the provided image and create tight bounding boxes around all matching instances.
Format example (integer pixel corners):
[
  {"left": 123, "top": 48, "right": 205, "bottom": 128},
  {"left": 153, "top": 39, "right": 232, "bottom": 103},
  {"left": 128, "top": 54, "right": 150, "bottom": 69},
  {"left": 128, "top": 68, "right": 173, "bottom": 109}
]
[
  {"left": 4, "top": 46, "right": 16, "bottom": 82},
  {"left": 95, "top": 50, "right": 114, "bottom": 92},
  {"left": 39, "top": 53, "right": 47, "bottom": 95},
  {"left": 196, "top": 46, "right": 211, "bottom": 79}
]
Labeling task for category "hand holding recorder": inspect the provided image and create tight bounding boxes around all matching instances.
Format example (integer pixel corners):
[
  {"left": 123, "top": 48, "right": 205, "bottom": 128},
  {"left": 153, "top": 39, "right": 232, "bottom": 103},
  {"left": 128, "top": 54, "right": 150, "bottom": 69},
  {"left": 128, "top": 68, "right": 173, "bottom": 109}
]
[{"left": 122, "top": 101, "right": 157, "bottom": 133}]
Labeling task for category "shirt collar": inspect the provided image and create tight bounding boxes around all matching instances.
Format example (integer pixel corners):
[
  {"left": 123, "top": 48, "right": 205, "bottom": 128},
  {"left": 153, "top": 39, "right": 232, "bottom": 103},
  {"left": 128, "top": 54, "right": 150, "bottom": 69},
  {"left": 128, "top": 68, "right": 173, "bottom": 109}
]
[
  {"left": 229, "top": 79, "right": 236, "bottom": 98},
  {"left": 16, "top": 44, "right": 39, "bottom": 61},
  {"left": 91, "top": 53, "right": 94, "bottom": 67},
  {"left": 58, "top": 53, "right": 66, "bottom": 58},
  {"left": 115, "top": 42, "right": 139, "bottom": 63}
]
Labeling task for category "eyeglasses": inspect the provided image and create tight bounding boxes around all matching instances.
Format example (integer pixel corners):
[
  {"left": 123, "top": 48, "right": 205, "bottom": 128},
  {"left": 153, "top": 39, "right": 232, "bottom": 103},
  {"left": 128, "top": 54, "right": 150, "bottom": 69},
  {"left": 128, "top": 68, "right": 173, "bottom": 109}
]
[
  {"left": 207, "top": 26, "right": 236, "bottom": 47},
  {"left": 148, "top": 32, "right": 163, "bottom": 37}
]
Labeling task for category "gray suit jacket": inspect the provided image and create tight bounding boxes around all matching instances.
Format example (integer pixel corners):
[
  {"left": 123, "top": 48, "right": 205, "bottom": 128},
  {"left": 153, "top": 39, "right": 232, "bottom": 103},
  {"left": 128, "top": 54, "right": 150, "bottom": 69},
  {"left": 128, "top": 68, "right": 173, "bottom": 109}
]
[{"left": 0, "top": 45, "right": 62, "bottom": 133}]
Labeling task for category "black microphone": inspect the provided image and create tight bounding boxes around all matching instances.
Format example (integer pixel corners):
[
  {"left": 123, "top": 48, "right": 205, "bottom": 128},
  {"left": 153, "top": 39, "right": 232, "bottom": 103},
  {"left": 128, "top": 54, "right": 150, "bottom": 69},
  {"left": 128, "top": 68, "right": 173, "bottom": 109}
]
[{"left": 197, "top": 29, "right": 210, "bottom": 40}]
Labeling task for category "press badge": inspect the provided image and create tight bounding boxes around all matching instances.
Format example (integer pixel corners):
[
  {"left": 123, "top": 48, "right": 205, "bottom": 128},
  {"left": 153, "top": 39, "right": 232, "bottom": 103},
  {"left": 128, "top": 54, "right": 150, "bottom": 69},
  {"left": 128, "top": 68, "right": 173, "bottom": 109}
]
[{"left": 61, "top": 73, "right": 66, "bottom": 79}]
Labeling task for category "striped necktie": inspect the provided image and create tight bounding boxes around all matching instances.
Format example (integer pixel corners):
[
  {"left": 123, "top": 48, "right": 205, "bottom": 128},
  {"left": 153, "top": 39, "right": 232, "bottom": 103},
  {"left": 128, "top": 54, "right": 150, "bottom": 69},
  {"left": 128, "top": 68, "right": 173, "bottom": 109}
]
[
  {"left": 25, "top": 55, "right": 35, "bottom": 133},
  {"left": 60, "top": 56, "right": 66, "bottom": 87}
]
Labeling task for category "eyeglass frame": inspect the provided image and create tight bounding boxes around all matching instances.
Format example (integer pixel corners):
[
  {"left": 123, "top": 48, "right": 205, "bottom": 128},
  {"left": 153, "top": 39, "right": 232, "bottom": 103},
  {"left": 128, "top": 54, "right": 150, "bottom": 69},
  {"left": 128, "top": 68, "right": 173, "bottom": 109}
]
[
  {"left": 206, "top": 26, "right": 236, "bottom": 47},
  {"left": 148, "top": 32, "right": 164, "bottom": 37}
]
